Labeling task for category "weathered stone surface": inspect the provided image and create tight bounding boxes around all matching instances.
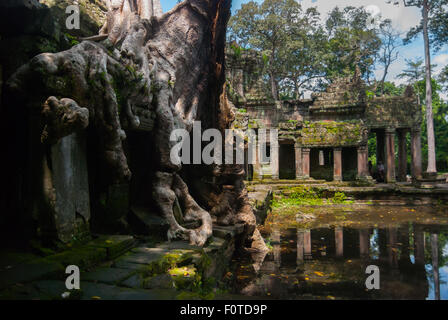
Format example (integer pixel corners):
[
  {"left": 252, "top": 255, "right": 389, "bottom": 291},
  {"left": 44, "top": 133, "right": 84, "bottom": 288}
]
[
  {"left": 0, "top": 258, "right": 64, "bottom": 289},
  {"left": 119, "top": 274, "right": 141, "bottom": 288},
  {"left": 87, "top": 235, "right": 135, "bottom": 259},
  {"left": 142, "top": 274, "right": 174, "bottom": 289},
  {"left": 40, "top": 0, "right": 108, "bottom": 37},
  {"left": 115, "top": 251, "right": 165, "bottom": 266},
  {"left": 83, "top": 267, "right": 135, "bottom": 284},
  {"left": 80, "top": 282, "right": 177, "bottom": 300},
  {"left": 41, "top": 131, "right": 90, "bottom": 243},
  {"left": 46, "top": 246, "right": 107, "bottom": 269}
]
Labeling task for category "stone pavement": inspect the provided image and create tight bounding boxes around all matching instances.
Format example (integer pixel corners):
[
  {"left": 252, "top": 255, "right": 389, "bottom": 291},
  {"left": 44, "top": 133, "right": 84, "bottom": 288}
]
[{"left": 0, "top": 225, "right": 245, "bottom": 300}]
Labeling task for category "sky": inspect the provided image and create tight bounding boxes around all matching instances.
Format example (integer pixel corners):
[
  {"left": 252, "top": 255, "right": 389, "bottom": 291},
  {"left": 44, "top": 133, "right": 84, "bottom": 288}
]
[{"left": 160, "top": 0, "right": 448, "bottom": 88}]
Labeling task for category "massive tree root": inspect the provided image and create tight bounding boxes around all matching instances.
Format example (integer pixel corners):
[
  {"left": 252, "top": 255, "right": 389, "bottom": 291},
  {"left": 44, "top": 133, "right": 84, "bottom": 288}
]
[{"left": 6, "top": 0, "right": 265, "bottom": 249}]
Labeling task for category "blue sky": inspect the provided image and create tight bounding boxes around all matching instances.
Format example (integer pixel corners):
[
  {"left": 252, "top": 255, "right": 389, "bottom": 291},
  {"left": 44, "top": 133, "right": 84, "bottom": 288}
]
[{"left": 160, "top": 0, "right": 448, "bottom": 87}]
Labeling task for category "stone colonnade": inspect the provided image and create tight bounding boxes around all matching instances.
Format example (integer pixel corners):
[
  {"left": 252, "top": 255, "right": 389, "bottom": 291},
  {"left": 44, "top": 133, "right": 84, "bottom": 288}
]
[
  {"left": 250, "top": 127, "right": 423, "bottom": 183},
  {"left": 376, "top": 127, "right": 422, "bottom": 182}
]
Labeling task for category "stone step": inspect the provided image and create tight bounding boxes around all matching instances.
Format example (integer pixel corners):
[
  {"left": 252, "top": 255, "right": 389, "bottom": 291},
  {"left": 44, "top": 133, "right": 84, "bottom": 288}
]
[{"left": 87, "top": 235, "right": 136, "bottom": 260}]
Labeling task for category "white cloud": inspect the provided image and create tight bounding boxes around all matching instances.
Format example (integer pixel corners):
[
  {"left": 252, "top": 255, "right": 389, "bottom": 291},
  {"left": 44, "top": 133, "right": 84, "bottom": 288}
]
[
  {"left": 297, "top": 0, "right": 421, "bottom": 32},
  {"left": 434, "top": 54, "right": 448, "bottom": 74},
  {"left": 234, "top": 1, "right": 447, "bottom": 83}
]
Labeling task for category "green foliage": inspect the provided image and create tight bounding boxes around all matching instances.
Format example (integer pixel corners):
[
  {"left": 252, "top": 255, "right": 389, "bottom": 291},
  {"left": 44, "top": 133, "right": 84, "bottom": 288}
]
[
  {"left": 416, "top": 78, "right": 448, "bottom": 171},
  {"left": 228, "top": 1, "right": 387, "bottom": 98},
  {"left": 333, "top": 192, "right": 347, "bottom": 203},
  {"left": 272, "top": 186, "right": 352, "bottom": 208},
  {"left": 64, "top": 33, "right": 80, "bottom": 47}
]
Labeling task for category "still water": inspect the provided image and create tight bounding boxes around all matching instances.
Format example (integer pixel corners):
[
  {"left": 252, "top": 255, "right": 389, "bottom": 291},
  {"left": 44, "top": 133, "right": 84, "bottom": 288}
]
[{"left": 232, "top": 206, "right": 448, "bottom": 300}]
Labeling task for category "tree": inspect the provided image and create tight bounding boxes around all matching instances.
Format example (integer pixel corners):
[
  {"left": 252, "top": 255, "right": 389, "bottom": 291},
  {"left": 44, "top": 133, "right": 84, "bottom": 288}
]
[
  {"left": 5, "top": 0, "right": 261, "bottom": 248},
  {"left": 228, "top": 0, "right": 322, "bottom": 100},
  {"left": 400, "top": 0, "right": 448, "bottom": 174},
  {"left": 397, "top": 58, "right": 426, "bottom": 82},
  {"left": 377, "top": 20, "right": 402, "bottom": 93},
  {"left": 324, "top": 6, "right": 382, "bottom": 82},
  {"left": 415, "top": 78, "right": 448, "bottom": 171},
  {"left": 439, "top": 65, "right": 448, "bottom": 90},
  {"left": 280, "top": 7, "right": 328, "bottom": 98}
]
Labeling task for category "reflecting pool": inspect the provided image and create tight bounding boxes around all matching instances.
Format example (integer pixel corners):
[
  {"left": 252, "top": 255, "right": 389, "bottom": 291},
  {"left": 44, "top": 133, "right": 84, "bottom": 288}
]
[{"left": 232, "top": 206, "right": 448, "bottom": 300}]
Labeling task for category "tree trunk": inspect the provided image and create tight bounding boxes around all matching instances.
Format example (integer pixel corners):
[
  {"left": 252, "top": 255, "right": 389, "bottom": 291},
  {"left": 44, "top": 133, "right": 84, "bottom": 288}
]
[
  {"left": 423, "top": 1, "right": 437, "bottom": 174},
  {"left": 6, "top": 0, "right": 264, "bottom": 249},
  {"left": 270, "top": 71, "right": 279, "bottom": 101}
]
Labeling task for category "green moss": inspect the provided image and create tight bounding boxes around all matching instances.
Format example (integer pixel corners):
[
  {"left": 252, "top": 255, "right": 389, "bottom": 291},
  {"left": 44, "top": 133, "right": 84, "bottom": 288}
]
[
  {"left": 271, "top": 186, "right": 352, "bottom": 210},
  {"left": 301, "top": 120, "right": 364, "bottom": 146}
]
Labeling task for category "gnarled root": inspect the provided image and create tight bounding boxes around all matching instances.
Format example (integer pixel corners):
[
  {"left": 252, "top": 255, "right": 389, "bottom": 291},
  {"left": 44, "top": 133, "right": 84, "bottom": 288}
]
[
  {"left": 41, "top": 96, "right": 89, "bottom": 144},
  {"left": 153, "top": 171, "right": 212, "bottom": 246}
]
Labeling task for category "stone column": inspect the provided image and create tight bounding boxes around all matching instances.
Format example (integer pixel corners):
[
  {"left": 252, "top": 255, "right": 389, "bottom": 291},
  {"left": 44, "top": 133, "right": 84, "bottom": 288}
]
[
  {"left": 304, "top": 230, "right": 312, "bottom": 260},
  {"left": 385, "top": 128, "right": 396, "bottom": 183},
  {"left": 410, "top": 128, "right": 423, "bottom": 180},
  {"left": 335, "top": 227, "right": 344, "bottom": 257},
  {"left": 294, "top": 143, "right": 303, "bottom": 179},
  {"left": 359, "top": 229, "right": 369, "bottom": 259},
  {"left": 414, "top": 225, "right": 425, "bottom": 266},
  {"left": 253, "top": 139, "right": 262, "bottom": 180},
  {"left": 397, "top": 130, "right": 408, "bottom": 182},
  {"left": 431, "top": 234, "right": 440, "bottom": 300},
  {"left": 270, "top": 143, "right": 279, "bottom": 180},
  {"left": 272, "top": 227, "right": 281, "bottom": 270},
  {"left": 387, "top": 227, "right": 398, "bottom": 269},
  {"left": 297, "top": 229, "right": 304, "bottom": 265},
  {"left": 357, "top": 145, "right": 369, "bottom": 179},
  {"left": 333, "top": 148, "right": 342, "bottom": 182},
  {"left": 302, "top": 148, "right": 310, "bottom": 179}
]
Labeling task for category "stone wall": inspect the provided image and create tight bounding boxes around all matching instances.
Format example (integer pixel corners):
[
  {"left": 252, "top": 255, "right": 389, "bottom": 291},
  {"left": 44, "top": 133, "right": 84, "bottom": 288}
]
[{"left": 366, "top": 88, "right": 420, "bottom": 130}]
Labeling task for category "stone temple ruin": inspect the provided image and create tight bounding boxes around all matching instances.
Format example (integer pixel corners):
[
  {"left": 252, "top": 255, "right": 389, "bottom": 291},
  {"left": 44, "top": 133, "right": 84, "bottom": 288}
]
[{"left": 226, "top": 49, "right": 424, "bottom": 184}]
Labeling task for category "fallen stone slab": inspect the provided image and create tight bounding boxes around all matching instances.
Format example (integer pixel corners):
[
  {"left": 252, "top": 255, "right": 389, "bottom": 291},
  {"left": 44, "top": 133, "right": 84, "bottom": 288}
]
[
  {"left": 45, "top": 246, "right": 107, "bottom": 270},
  {"left": 114, "top": 250, "right": 166, "bottom": 266},
  {"left": 87, "top": 235, "right": 136, "bottom": 260}
]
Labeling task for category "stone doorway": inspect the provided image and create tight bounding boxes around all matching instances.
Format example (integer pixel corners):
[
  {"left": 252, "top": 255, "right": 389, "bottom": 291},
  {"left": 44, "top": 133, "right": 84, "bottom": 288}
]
[
  {"left": 342, "top": 147, "right": 357, "bottom": 181},
  {"left": 310, "top": 148, "right": 334, "bottom": 181},
  {"left": 279, "top": 143, "right": 296, "bottom": 179}
]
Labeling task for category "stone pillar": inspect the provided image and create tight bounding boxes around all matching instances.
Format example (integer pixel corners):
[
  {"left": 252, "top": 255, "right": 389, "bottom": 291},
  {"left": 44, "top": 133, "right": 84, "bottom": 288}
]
[
  {"left": 304, "top": 230, "right": 312, "bottom": 260},
  {"left": 410, "top": 128, "right": 423, "bottom": 180},
  {"left": 388, "top": 228, "right": 398, "bottom": 269},
  {"left": 431, "top": 234, "right": 440, "bottom": 300},
  {"left": 414, "top": 225, "right": 425, "bottom": 266},
  {"left": 357, "top": 145, "right": 369, "bottom": 179},
  {"left": 335, "top": 227, "right": 343, "bottom": 257},
  {"left": 294, "top": 144, "right": 303, "bottom": 179},
  {"left": 302, "top": 148, "right": 310, "bottom": 179},
  {"left": 272, "top": 228, "right": 281, "bottom": 270},
  {"left": 253, "top": 139, "right": 262, "bottom": 180},
  {"left": 359, "top": 229, "right": 369, "bottom": 259},
  {"left": 397, "top": 130, "right": 408, "bottom": 182},
  {"left": 297, "top": 229, "right": 304, "bottom": 265},
  {"left": 270, "top": 143, "right": 279, "bottom": 180},
  {"left": 42, "top": 132, "right": 90, "bottom": 243},
  {"left": 385, "top": 128, "right": 396, "bottom": 183},
  {"left": 333, "top": 148, "right": 342, "bottom": 182}
]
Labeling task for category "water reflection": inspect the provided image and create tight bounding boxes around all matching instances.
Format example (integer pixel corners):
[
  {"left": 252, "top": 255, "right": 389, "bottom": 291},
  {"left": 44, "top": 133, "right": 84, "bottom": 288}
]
[{"left": 234, "top": 220, "right": 448, "bottom": 300}]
